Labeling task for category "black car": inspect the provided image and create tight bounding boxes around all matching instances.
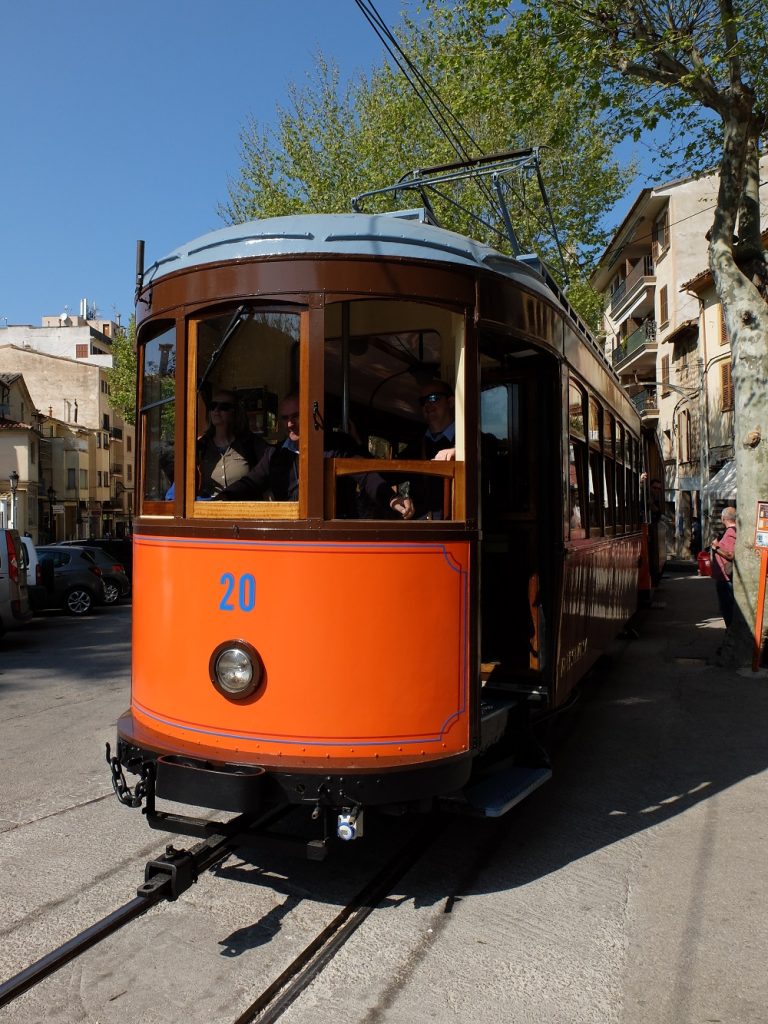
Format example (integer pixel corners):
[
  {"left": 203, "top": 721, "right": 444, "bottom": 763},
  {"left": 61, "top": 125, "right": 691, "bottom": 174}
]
[
  {"left": 53, "top": 538, "right": 133, "bottom": 581},
  {"left": 35, "top": 546, "right": 105, "bottom": 615}
]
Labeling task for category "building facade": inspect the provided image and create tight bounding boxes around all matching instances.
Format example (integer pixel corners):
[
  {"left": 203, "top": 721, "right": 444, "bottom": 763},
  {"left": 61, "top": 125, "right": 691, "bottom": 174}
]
[
  {"left": 591, "top": 166, "right": 766, "bottom": 557},
  {"left": 0, "top": 307, "right": 135, "bottom": 540}
]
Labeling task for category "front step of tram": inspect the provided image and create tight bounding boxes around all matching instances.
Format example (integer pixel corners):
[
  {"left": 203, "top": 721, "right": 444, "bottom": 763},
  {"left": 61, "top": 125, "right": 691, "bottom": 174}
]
[{"left": 441, "top": 693, "right": 552, "bottom": 818}]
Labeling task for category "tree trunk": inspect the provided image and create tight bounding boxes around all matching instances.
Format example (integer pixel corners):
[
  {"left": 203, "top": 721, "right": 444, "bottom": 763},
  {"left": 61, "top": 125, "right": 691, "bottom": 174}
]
[{"left": 709, "top": 118, "right": 768, "bottom": 668}]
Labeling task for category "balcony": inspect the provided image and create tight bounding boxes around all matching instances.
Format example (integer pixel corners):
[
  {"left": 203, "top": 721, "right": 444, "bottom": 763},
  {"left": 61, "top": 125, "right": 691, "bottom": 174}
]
[
  {"left": 612, "top": 321, "right": 658, "bottom": 371},
  {"left": 608, "top": 255, "right": 655, "bottom": 318},
  {"left": 630, "top": 387, "right": 659, "bottom": 421}
]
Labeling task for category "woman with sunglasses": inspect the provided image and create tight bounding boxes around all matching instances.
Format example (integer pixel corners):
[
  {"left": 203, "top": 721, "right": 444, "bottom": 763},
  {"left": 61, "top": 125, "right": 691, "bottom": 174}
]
[{"left": 197, "top": 389, "right": 266, "bottom": 498}]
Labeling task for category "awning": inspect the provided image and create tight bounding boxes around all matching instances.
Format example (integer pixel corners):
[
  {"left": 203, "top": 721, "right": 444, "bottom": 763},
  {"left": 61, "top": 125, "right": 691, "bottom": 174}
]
[{"left": 702, "top": 460, "right": 737, "bottom": 499}]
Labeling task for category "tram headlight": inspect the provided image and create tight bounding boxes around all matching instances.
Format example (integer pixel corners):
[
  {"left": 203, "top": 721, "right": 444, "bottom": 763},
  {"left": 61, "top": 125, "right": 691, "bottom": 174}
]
[{"left": 209, "top": 640, "right": 262, "bottom": 699}]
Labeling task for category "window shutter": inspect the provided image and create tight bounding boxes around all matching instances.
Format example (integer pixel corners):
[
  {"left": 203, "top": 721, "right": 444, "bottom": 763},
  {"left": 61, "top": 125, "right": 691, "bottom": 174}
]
[
  {"left": 721, "top": 361, "right": 734, "bottom": 411},
  {"left": 661, "top": 355, "right": 670, "bottom": 396},
  {"left": 659, "top": 286, "right": 669, "bottom": 327},
  {"left": 719, "top": 305, "right": 729, "bottom": 346}
]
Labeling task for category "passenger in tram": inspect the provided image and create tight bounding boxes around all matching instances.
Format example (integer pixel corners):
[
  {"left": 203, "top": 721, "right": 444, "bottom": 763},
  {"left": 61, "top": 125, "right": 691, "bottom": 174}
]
[
  {"left": 197, "top": 389, "right": 266, "bottom": 498},
  {"left": 216, "top": 393, "right": 414, "bottom": 519},
  {"left": 397, "top": 380, "right": 455, "bottom": 518}
]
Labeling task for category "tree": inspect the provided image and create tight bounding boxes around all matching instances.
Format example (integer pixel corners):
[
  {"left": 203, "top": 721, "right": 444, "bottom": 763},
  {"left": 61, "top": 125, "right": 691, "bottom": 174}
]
[
  {"left": 524, "top": 0, "right": 768, "bottom": 665},
  {"left": 108, "top": 314, "right": 137, "bottom": 425},
  {"left": 221, "top": 2, "right": 634, "bottom": 328}
]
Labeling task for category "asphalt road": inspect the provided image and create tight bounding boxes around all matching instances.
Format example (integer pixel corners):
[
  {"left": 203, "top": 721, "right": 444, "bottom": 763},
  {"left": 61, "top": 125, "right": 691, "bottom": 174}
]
[{"left": 0, "top": 577, "right": 765, "bottom": 1023}]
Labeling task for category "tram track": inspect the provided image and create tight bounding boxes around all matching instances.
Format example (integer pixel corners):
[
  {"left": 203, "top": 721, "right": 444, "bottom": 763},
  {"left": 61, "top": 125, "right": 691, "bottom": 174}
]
[{"left": 0, "top": 811, "right": 443, "bottom": 1020}]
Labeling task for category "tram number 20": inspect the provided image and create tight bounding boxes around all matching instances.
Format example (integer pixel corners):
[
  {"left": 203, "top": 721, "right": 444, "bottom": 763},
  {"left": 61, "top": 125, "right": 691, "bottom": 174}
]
[{"left": 219, "top": 572, "right": 256, "bottom": 612}]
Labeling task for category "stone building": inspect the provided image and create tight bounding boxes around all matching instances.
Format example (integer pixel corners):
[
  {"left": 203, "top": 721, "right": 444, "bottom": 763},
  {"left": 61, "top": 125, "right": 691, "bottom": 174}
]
[
  {"left": 591, "top": 165, "right": 767, "bottom": 557},
  {"left": 0, "top": 306, "right": 135, "bottom": 539}
]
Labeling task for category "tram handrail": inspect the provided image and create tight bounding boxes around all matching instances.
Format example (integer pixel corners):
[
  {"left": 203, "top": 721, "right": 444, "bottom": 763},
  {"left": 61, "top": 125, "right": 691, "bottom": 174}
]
[{"left": 324, "top": 458, "right": 461, "bottom": 521}]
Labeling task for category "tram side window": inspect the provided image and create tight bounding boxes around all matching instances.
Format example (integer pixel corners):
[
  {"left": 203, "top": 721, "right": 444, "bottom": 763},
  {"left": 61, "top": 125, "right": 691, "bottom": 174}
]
[
  {"left": 587, "top": 397, "right": 603, "bottom": 535},
  {"left": 616, "top": 424, "right": 626, "bottom": 532},
  {"left": 480, "top": 382, "right": 530, "bottom": 520},
  {"left": 603, "top": 413, "right": 616, "bottom": 533},
  {"left": 568, "top": 381, "right": 587, "bottom": 539},
  {"left": 140, "top": 324, "right": 176, "bottom": 503},
  {"left": 193, "top": 310, "right": 300, "bottom": 506}
]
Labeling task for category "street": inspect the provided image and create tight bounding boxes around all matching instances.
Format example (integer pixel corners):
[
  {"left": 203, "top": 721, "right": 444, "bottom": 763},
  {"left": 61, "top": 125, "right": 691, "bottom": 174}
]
[{"left": 1, "top": 578, "right": 766, "bottom": 1024}]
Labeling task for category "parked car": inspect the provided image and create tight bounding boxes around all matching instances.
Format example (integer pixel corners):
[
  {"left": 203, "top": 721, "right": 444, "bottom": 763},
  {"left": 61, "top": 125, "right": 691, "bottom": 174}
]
[
  {"left": 53, "top": 538, "right": 133, "bottom": 582},
  {"left": 0, "top": 529, "right": 32, "bottom": 634},
  {"left": 78, "top": 546, "right": 130, "bottom": 604},
  {"left": 19, "top": 536, "right": 47, "bottom": 613},
  {"left": 35, "top": 546, "right": 105, "bottom": 615}
]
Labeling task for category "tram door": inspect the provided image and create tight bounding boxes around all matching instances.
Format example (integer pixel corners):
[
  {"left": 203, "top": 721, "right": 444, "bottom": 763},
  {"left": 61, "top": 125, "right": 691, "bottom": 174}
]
[{"left": 479, "top": 354, "right": 555, "bottom": 683}]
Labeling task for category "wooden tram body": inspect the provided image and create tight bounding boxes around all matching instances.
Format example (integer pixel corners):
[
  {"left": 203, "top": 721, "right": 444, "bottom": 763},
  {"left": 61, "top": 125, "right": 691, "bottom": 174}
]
[{"left": 113, "top": 211, "right": 649, "bottom": 840}]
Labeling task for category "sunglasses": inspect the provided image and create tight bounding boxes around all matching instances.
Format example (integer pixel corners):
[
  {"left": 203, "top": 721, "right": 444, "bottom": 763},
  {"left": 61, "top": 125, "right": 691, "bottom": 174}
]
[
  {"left": 209, "top": 401, "right": 234, "bottom": 412},
  {"left": 419, "top": 392, "right": 450, "bottom": 406}
]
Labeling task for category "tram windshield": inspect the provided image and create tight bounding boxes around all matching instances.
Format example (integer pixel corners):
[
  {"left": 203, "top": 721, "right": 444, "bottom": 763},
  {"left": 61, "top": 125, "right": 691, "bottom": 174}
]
[
  {"left": 323, "top": 299, "right": 465, "bottom": 521},
  {"left": 141, "top": 299, "right": 465, "bottom": 522}
]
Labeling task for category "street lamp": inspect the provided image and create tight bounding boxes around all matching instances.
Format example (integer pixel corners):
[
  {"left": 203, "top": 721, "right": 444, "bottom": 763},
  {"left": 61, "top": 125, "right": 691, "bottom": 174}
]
[
  {"left": 9, "top": 470, "right": 19, "bottom": 531},
  {"left": 47, "top": 486, "right": 56, "bottom": 542}
]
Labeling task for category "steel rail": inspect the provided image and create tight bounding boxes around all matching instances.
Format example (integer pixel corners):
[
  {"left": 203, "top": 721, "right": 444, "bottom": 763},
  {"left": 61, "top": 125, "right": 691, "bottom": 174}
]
[
  {"left": 232, "top": 821, "right": 441, "bottom": 1024},
  {"left": 0, "top": 810, "right": 279, "bottom": 1009}
]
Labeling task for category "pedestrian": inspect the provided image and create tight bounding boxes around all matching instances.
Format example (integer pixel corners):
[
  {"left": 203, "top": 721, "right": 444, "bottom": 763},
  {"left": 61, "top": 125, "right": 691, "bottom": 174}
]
[
  {"left": 691, "top": 517, "right": 702, "bottom": 558},
  {"left": 711, "top": 506, "right": 737, "bottom": 626}
]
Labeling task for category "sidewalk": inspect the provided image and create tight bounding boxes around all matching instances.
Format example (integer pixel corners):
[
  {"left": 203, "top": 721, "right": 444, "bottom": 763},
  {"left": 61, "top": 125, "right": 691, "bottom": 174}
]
[{"left": 605, "top": 570, "right": 768, "bottom": 1022}]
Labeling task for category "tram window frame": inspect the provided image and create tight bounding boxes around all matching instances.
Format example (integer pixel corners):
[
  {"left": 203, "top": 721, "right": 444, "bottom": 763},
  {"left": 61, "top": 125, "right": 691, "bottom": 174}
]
[
  {"left": 630, "top": 437, "right": 641, "bottom": 529},
  {"left": 615, "top": 423, "right": 626, "bottom": 532},
  {"left": 587, "top": 396, "right": 603, "bottom": 536},
  {"left": 602, "top": 413, "right": 616, "bottom": 535},
  {"left": 138, "top": 320, "right": 177, "bottom": 514},
  {"left": 186, "top": 306, "right": 305, "bottom": 521},
  {"left": 322, "top": 298, "right": 467, "bottom": 523},
  {"left": 568, "top": 380, "right": 588, "bottom": 541}
]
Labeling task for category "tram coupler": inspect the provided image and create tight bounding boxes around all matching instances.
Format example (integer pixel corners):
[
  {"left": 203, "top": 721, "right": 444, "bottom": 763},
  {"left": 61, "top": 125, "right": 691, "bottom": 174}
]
[
  {"left": 337, "top": 807, "right": 364, "bottom": 841},
  {"left": 138, "top": 844, "right": 198, "bottom": 902}
]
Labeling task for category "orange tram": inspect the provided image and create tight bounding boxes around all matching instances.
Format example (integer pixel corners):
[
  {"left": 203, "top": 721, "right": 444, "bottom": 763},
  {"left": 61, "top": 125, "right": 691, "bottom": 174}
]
[{"left": 109, "top": 204, "right": 660, "bottom": 847}]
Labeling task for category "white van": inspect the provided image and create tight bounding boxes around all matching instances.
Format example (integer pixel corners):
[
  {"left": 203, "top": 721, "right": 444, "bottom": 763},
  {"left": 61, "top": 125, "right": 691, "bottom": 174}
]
[
  {"left": 20, "top": 536, "right": 46, "bottom": 613},
  {"left": 0, "top": 529, "right": 32, "bottom": 634}
]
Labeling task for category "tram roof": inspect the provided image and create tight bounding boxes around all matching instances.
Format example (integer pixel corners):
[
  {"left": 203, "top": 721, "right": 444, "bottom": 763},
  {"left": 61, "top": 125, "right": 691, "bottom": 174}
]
[{"left": 142, "top": 210, "right": 555, "bottom": 300}]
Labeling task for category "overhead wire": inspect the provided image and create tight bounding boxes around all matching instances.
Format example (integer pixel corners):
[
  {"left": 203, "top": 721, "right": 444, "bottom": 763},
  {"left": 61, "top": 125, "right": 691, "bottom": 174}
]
[{"left": 352, "top": 0, "right": 507, "bottom": 226}]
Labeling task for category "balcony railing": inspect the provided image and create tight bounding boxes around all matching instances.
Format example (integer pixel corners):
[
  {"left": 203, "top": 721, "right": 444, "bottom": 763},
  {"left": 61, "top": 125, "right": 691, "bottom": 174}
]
[
  {"left": 612, "top": 320, "right": 657, "bottom": 367},
  {"left": 631, "top": 387, "right": 658, "bottom": 415},
  {"left": 608, "top": 255, "right": 655, "bottom": 315}
]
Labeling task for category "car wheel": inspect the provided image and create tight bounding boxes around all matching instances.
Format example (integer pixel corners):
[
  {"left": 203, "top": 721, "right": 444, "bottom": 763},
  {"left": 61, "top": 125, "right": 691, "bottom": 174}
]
[
  {"left": 102, "top": 581, "right": 119, "bottom": 605},
  {"left": 64, "top": 587, "right": 94, "bottom": 615}
]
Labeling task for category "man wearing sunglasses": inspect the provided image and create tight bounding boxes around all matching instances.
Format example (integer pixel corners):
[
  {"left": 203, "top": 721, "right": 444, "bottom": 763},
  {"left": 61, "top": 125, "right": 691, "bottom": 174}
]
[{"left": 395, "top": 381, "right": 455, "bottom": 518}]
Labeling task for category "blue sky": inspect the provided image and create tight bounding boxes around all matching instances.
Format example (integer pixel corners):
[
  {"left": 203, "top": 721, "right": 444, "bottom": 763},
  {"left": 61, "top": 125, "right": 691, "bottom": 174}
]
[
  {"left": 1, "top": 1, "right": 665, "bottom": 330},
  {"left": 0, "top": 0, "right": 418, "bottom": 327}
]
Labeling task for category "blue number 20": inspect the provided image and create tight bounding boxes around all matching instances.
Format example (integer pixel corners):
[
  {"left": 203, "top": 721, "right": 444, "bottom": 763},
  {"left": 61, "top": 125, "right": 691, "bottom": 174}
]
[{"left": 219, "top": 573, "right": 256, "bottom": 612}]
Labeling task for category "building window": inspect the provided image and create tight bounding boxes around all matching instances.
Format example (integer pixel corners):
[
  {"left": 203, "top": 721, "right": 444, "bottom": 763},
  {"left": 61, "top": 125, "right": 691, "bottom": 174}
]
[
  {"left": 127, "top": 435, "right": 132, "bottom": 453},
  {"left": 127, "top": 464, "right": 132, "bottom": 482},
  {"left": 653, "top": 207, "right": 670, "bottom": 258},
  {"left": 720, "top": 305, "right": 729, "bottom": 346},
  {"left": 659, "top": 286, "right": 669, "bottom": 328},
  {"left": 661, "top": 355, "right": 670, "bottom": 397},
  {"left": 80, "top": 469, "right": 88, "bottom": 489},
  {"left": 67, "top": 468, "right": 76, "bottom": 489},
  {"left": 76, "top": 344, "right": 88, "bottom": 358},
  {"left": 97, "top": 471, "right": 102, "bottom": 487},
  {"left": 721, "top": 361, "right": 734, "bottom": 411}
]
